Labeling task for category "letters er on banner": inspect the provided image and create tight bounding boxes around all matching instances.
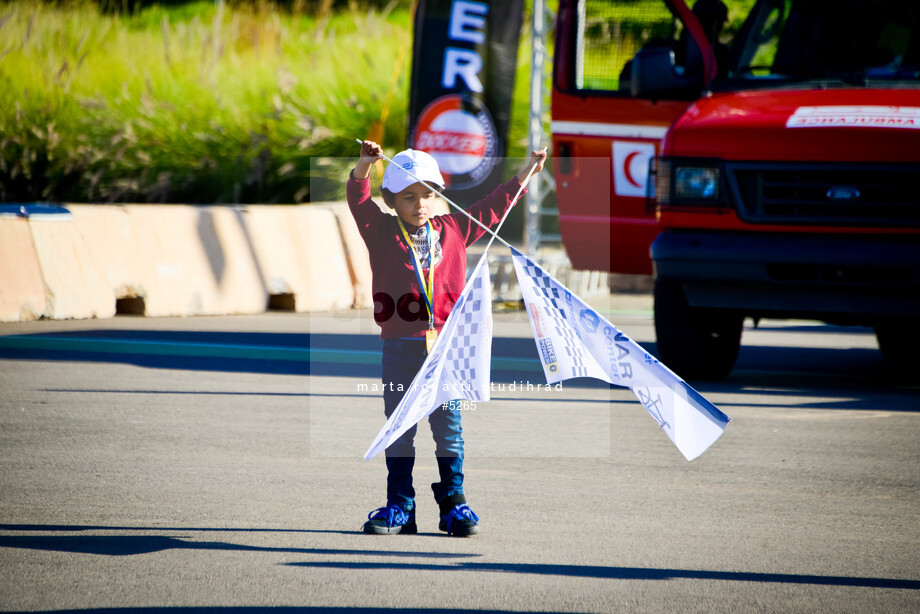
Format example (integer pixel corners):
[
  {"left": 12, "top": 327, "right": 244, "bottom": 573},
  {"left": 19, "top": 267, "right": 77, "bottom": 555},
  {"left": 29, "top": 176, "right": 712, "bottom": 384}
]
[{"left": 408, "top": 0, "right": 524, "bottom": 198}]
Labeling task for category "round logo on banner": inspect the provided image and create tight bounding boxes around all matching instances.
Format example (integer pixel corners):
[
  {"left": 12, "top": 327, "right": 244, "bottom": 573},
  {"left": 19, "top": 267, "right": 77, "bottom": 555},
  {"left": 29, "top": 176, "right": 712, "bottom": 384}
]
[{"left": 412, "top": 94, "right": 500, "bottom": 190}]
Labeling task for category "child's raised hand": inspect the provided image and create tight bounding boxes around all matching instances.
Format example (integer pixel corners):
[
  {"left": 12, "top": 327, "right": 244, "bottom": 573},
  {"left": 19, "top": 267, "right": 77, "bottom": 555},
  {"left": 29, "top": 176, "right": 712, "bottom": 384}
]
[
  {"left": 529, "top": 148, "right": 548, "bottom": 174},
  {"left": 516, "top": 147, "right": 548, "bottom": 187},
  {"left": 354, "top": 140, "right": 383, "bottom": 181},
  {"left": 360, "top": 140, "right": 383, "bottom": 164}
]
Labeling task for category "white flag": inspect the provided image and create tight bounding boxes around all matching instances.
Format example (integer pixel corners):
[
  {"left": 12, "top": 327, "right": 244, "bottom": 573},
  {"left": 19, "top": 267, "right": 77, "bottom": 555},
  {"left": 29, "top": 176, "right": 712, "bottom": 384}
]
[
  {"left": 364, "top": 254, "right": 493, "bottom": 460},
  {"left": 510, "top": 248, "right": 730, "bottom": 461}
]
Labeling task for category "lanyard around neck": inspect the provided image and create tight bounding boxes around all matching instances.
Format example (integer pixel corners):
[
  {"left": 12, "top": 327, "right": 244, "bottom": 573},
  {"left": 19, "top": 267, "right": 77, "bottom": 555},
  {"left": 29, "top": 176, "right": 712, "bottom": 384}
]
[{"left": 396, "top": 218, "right": 435, "bottom": 329}]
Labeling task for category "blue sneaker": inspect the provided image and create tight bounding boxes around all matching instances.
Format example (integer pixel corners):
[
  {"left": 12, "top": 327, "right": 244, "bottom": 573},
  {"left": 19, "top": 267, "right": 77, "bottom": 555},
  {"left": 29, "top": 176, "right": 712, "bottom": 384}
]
[
  {"left": 363, "top": 505, "right": 417, "bottom": 535},
  {"left": 438, "top": 495, "right": 480, "bottom": 537}
]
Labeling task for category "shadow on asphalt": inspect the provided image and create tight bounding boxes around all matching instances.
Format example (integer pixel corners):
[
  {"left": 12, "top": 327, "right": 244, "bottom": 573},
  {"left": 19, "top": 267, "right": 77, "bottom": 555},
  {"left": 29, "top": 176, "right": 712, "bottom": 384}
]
[
  {"left": 0, "top": 524, "right": 356, "bottom": 536},
  {"left": 287, "top": 561, "right": 920, "bottom": 591},
  {"left": 0, "top": 534, "right": 479, "bottom": 559},
  {"left": 0, "top": 526, "right": 916, "bottom": 592}
]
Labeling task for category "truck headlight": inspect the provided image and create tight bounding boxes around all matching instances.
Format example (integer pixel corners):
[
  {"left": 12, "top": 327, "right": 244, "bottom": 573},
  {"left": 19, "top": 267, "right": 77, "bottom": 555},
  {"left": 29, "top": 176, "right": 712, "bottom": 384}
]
[
  {"left": 654, "top": 157, "right": 726, "bottom": 208},
  {"left": 676, "top": 167, "right": 719, "bottom": 199}
]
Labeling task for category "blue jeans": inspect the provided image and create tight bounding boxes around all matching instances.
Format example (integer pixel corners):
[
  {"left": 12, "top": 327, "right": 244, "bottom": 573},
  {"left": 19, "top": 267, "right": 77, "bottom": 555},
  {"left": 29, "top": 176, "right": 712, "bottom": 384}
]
[{"left": 381, "top": 338, "right": 465, "bottom": 511}]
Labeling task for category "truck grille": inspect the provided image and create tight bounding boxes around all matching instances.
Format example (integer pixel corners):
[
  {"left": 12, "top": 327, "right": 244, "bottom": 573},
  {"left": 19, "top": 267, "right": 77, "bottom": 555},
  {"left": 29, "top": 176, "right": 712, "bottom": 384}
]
[{"left": 727, "top": 163, "right": 920, "bottom": 226}]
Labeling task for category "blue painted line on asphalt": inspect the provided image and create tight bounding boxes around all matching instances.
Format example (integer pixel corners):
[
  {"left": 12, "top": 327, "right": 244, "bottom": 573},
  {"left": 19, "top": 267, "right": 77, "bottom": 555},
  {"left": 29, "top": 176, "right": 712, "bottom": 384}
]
[
  {"left": 0, "top": 335, "right": 308, "bottom": 361},
  {"left": 0, "top": 335, "right": 542, "bottom": 372}
]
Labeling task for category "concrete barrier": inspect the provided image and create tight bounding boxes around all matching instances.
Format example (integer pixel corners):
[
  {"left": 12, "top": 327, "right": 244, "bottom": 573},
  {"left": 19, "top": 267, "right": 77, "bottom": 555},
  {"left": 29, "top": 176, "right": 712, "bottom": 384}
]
[
  {"left": 0, "top": 201, "right": 371, "bottom": 322},
  {"left": 236, "top": 206, "right": 303, "bottom": 304},
  {"left": 28, "top": 208, "right": 115, "bottom": 320},
  {"left": 124, "top": 205, "right": 267, "bottom": 317},
  {"left": 298, "top": 206, "right": 356, "bottom": 312},
  {"left": 320, "top": 202, "right": 373, "bottom": 309},
  {"left": 0, "top": 218, "right": 47, "bottom": 321},
  {"left": 222, "top": 204, "right": 361, "bottom": 313},
  {"left": 66, "top": 205, "right": 147, "bottom": 312}
]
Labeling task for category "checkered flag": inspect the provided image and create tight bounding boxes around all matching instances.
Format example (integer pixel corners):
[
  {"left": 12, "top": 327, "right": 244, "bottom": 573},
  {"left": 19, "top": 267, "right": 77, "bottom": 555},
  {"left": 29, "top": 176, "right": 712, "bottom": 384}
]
[
  {"left": 511, "top": 247, "right": 731, "bottom": 461},
  {"left": 365, "top": 254, "right": 493, "bottom": 460},
  {"left": 517, "top": 258, "right": 591, "bottom": 379},
  {"left": 442, "top": 279, "right": 489, "bottom": 402}
]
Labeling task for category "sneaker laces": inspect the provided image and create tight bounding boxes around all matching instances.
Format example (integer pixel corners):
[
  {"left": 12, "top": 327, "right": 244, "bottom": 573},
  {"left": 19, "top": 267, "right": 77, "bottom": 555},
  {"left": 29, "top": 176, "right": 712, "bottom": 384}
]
[
  {"left": 443, "top": 504, "right": 479, "bottom": 535},
  {"left": 367, "top": 505, "right": 410, "bottom": 528}
]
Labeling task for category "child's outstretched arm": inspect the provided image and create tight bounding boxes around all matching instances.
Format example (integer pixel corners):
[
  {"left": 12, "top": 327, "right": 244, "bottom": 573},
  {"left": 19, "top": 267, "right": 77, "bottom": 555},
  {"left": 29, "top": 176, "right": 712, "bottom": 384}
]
[
  {"left": 515, "top": 148, "right": 548, "bottom": 188},
  {"left": 353, "top": 140, "right": 383, "bottom": 181}
]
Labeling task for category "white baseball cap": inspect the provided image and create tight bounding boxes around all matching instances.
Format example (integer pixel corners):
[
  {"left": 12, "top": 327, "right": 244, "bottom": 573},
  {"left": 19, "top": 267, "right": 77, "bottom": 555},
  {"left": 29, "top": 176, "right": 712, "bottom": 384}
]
[{"left": 382, "top": 149, "right": 445, "bottom": 194}]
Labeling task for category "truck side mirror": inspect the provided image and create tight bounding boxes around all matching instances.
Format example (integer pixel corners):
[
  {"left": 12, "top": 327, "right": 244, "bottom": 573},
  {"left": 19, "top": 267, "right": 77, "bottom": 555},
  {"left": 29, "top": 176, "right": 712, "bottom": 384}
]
[{"left": 630, "top": 46, "right": 697, "bottom": 99}]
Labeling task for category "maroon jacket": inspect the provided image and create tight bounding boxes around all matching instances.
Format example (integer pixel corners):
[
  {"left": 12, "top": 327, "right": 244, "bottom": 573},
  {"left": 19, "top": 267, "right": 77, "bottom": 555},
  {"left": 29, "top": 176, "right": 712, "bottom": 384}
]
[{"left": 347, "top": 175, "right": 523, "bottom": 339}]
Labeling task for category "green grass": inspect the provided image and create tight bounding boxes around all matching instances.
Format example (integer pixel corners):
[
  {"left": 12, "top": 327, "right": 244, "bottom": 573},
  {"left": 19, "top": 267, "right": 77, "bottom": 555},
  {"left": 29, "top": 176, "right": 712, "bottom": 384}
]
[
  {"left": 0, "top": 0, "right": 551, "bottom": 204},
  {"left": 0, "top": 0, "right": 429, "bottom": 203}
]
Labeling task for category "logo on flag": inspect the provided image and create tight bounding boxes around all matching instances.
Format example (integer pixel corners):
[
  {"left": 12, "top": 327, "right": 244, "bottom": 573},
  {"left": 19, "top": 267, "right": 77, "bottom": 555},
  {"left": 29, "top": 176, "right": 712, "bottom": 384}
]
[
  {"left": 365, "top": 255, "right": 493, "bottom": 460},
  {"left": 510, "top": 247, "right": 730, "bottom": 461},
  {"left": 538, "top": 338, "right": 558, "bottom": 372},
  {"left": 579, "top": 308, "right": 600, "bottom": 334},
  {"left": 528, "top": 303, "right": 544, "bottom": 337}
]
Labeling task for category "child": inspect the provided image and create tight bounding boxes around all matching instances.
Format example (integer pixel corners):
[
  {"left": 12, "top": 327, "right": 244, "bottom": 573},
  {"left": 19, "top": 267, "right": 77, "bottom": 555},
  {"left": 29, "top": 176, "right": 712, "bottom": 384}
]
[{"left": 348, "top": 140, "right": 545, "bottom": 536}]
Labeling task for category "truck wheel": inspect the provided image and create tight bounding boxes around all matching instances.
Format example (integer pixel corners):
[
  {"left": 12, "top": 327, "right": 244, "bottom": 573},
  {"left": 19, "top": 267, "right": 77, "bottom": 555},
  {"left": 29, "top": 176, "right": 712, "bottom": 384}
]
[
  {"left": 654, "top": 280, "right": 743, "bottom": 380},
  {"left": 875, "top": 318, "right": 920, "bottom": 369}
]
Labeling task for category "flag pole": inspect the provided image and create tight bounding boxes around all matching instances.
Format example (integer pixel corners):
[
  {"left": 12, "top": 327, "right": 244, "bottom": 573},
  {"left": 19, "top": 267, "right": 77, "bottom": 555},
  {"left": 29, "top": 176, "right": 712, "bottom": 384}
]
[
  {"left": 481, "top": 160, "right": 538, "bottom": 256},
  {"left": 355, "top": 139, "right": 515, "bottom": 251},
  {"left": 460, "top": 160, "right": 538, "bottom": 288}
]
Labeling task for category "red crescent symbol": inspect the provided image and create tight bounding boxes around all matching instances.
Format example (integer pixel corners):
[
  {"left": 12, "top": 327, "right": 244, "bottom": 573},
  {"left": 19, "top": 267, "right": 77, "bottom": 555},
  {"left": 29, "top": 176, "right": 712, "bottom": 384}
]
[{"left": 623, "top": 151, "right": 642, "bottom": 188}]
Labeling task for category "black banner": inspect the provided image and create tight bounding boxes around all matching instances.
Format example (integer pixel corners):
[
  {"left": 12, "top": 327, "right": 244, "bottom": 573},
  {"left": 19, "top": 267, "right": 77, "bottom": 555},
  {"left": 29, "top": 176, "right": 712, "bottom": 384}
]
[{"left": 408, "top": 0, "right": 524, "bottom": 199}]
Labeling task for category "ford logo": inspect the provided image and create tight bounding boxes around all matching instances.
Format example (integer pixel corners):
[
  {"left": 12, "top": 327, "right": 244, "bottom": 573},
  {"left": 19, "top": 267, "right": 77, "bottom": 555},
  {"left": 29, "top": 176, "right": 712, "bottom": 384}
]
[{"left": 826, "top": 186, "right": 861, "bottom": 201}]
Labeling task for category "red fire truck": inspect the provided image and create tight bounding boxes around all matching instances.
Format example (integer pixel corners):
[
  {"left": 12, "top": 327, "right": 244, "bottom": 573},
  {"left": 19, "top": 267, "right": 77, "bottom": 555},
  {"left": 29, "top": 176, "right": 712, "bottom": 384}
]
[{"left": 551, "top": 0, "right": 920, "bottom": 379}]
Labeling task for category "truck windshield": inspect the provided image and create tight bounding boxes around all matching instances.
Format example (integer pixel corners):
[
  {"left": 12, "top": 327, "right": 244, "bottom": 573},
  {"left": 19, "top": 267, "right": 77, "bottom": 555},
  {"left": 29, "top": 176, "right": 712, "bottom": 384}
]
[
  {"left": 719, "top": 0, "right": 919, "bottom": 88},
  {"left": 564, "top": 0, "right": 919, "bottom": 96}
]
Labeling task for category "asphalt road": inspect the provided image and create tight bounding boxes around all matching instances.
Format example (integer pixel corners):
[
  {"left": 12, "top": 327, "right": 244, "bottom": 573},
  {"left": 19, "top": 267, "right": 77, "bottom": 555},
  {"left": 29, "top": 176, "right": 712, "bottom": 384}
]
[{"left": 1, "top": 295, "right": 918, "bottom": 613}]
